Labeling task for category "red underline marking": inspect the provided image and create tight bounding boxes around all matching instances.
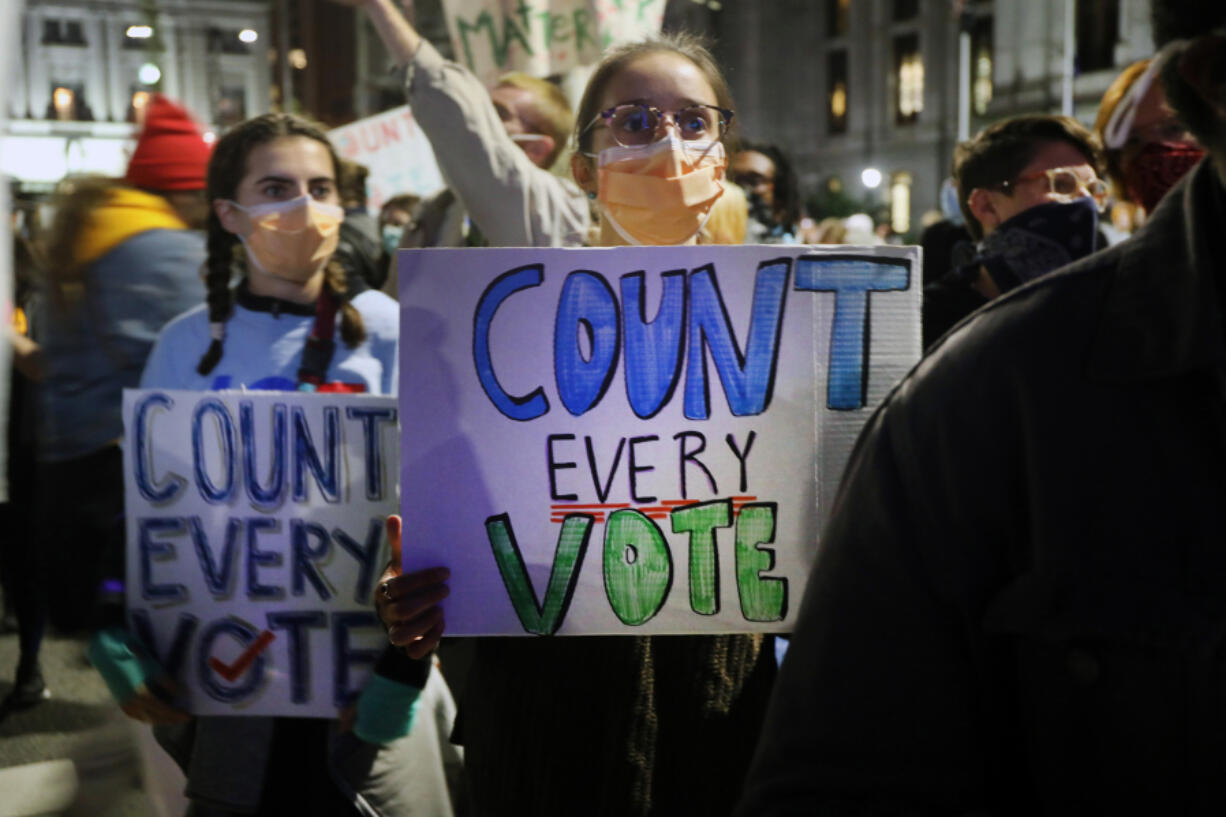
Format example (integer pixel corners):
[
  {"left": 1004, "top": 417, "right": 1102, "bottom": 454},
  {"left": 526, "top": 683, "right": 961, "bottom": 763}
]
[{"left": 550, "top": 503, "right": 632, "bottom": 510}]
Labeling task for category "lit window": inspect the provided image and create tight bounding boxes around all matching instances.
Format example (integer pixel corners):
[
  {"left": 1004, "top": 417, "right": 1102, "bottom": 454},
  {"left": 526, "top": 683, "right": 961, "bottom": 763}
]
[
  {"left": 971, "top": 15, "right": 994, "bottom": 116},
  {"left": 890, "top": 172, "right": 913, "bottom": 235},
  {"left": 894, "top": 34, "right": 923, "bottom": 125},
  {"left": 53, "top": 87, "right": 75, "bottom": 120},
  {"left": 828, "top": 50, "right": 848, "bottom": 135}
]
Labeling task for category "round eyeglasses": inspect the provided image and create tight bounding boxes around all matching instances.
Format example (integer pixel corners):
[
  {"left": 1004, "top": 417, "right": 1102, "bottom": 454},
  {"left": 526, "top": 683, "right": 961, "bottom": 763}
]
[
  {"left": 999, "top": 166, "right": 1110, "bottom": 211},
  {"left": 584, "top": 103, "right": 734, "bottom": 148}
]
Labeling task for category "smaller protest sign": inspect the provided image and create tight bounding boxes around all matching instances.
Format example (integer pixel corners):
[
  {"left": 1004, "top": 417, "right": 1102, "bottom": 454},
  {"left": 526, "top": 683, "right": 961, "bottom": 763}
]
[
  {"left": 442, "top": 0, "right": 667, "bottom": 86},
  {"left": 122, "top": 390, "right": 399, "bottom": 718},
  {"left": 330, "top": 106, "right": 445, "bottom": 213}
]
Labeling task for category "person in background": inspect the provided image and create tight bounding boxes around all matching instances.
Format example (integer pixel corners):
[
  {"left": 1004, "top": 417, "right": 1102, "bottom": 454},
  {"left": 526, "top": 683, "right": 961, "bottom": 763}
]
[
  {"left": 335, "top": 159, "right": 387, "bottom": 290},
  {"left": 377, "top": 32, "right": 776, "bottom": 817},
  {"left": 335, "top": 0, "right": 587, "bottom": 263},
  {"left": 730, "top": 142, "right": 801, "bottom": 243},
  {"left": 13, "top": 95, "right": 210, "bottom": 711},
  {"left": 96, "top": 112, "right": 460, "bottom": 817},
  {"left": 917, "top": 178, "right": 973, "bottom": 287},
  {"left": 922, "top": 114, "right": 1107, "bottom": 349},
  {"left": 1095, "top": 54, "right": 1205, "bottom": 239},
  {"left": 734, "top": 0, "right": 1226, "bottom": 811},
  {"left": 0, "top": 219, "right": 44, "bottom": 717},
  {"left": 376, "top": 192, "right": 420, "bottom": 292}
]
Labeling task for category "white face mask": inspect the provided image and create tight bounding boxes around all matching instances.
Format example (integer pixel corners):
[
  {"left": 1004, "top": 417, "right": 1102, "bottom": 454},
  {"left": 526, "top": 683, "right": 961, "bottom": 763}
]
[
  {"left": 593, "top": 134, "right": 727, "bottom": 246},
  {"left": 226, "top": 195, "right": 345, "bottom": 282}
]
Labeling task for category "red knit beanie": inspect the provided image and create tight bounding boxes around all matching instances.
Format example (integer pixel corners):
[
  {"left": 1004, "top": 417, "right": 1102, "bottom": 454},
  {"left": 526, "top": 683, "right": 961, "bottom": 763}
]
[{"left": 125, "top": 94, "right": 212, "bottom": 191}]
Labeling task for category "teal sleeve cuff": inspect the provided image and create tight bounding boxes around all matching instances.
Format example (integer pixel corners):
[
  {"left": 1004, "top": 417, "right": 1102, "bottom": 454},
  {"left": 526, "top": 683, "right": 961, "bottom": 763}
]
[
  {"left": 87, "top": 627, "right": 161, "bottom": 706},
  {"left": 354, "top": 672, "right": 423, "bottom": 745}
]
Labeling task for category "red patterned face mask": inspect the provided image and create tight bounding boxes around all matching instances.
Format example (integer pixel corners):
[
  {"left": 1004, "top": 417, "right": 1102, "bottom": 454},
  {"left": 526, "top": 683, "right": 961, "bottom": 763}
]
[{"left": 1123, "top": 140, "right": 1206, "bottom": 213}]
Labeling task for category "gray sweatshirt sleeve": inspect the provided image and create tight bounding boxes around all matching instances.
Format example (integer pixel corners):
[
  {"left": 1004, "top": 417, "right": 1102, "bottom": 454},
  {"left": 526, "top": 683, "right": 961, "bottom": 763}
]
[{"left": 403, "top": 40, "right": 590, "bottom": 248}]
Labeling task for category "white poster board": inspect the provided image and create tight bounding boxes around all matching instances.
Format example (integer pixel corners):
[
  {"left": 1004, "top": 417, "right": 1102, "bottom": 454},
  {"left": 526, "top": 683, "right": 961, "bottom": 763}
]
[
  {"left": 441, "top": 0, "right": 667, "bottom": 86},
  {"left": 122, "top": 390, "right": 399, "bottom": 717},
  {"left": 330, "top": 106, "right": 445, "bottom": 213},
  {"left": 398, "top": 245, "right": 920, "bottom": 636}
]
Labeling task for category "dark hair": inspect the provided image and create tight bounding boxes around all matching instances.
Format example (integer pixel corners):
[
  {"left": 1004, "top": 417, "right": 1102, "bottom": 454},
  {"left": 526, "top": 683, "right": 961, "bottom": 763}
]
[
  {"left": 952, "top": 114, "right": 1105, "bottom": 240},
  {"left": 197, "top": 113, "right": 364, "bottom": 376},
  {"left": 737, "top": 142, "right": 802, "bottom": 230},
  {"left": 338, "top": 160, "right": 370, "bottom": 210},
  {"left": 1153, "top": 0, "right": 1226, "bottom": 46},
  {"left": 573, "top": 32, "right": 737, "bottom": 162},
  {"left": 379, "top": 194, "right": 421, "bottom": 223}
]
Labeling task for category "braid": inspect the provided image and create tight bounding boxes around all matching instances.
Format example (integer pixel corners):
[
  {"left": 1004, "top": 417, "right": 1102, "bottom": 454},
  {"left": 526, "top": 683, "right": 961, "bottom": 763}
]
[
  {"left": 324, "top": 258, "right": 366, "bottom": 347},
  {"left": 196, "top": 212, "right": 237, "bottom": 375}
]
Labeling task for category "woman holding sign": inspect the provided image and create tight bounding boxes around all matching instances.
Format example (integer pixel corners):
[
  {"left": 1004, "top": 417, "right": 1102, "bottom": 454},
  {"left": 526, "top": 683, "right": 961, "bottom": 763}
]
[
  {"left": 376, "top": 34, "right": 776, "bottom": 817},
  {"left": 91, "top": 114, "right": 460, "bottom": 817}
]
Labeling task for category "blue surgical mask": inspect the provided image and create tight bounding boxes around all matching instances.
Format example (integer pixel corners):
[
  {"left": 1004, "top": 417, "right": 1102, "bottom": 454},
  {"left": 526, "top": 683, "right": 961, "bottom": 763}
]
[{"left": 381, "top": 223, "right": 405, "bottom": 255}]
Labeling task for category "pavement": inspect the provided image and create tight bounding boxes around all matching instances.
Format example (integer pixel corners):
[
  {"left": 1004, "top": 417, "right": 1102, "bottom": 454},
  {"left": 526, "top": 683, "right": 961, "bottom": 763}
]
[{"left": 0, "top": 616, "right": 182, "bottom": 817}]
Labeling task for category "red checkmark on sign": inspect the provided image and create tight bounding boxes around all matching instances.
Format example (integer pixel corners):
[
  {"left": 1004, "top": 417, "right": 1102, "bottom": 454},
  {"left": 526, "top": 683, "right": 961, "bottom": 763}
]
[{"left": 209, "top": 630, "right": 276, "bottom": 682}]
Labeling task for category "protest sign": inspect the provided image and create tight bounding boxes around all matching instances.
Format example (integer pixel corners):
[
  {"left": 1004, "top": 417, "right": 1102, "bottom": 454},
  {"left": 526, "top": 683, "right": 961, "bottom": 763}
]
[
  {"left": 441, "top": 0, "right": 667, "bottom": 86},
  {"left": 397, "top": 244, "right": 921, "bottom": 636},
  {"left": 122, "top": 391, "right": 399, "bottom": 717},
  {"left": 330, "top": 106, "right": 445, "bottom": 213}
]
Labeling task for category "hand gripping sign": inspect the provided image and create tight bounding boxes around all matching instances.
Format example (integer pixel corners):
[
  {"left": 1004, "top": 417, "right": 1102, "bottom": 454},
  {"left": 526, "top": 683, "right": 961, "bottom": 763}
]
[
  {"left": 122, "top": 391, "right": 399, "bottom": 717},
  {"left": 397, "top": 244, "right": 920, "bottom": 636}
]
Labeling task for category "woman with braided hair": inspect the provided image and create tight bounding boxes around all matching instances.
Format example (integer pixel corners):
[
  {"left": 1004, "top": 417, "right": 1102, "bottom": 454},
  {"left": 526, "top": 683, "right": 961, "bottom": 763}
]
[
  {"left": 141, "top": 113, "right": 397, "bottom": 393},
  {"left": 92, "top": 113, "right": 461, "bottom": 817}
]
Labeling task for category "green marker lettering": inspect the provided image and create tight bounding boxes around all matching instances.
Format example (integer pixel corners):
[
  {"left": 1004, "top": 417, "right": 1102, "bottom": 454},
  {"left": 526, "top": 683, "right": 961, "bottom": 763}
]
[
  {"left": 486, "top": 512, "right": 593, "bottom": 635},
  {"left": 572, "top": 8, "right": 598, "bottom": 52},
  {"left": 603, "top": 509, "right": 672, "bottom": 626},
  {"left": 734, "top": 503, "right": 787, "bottom": 622},
  {"left": 670, "top": 500, "right": 732, "bottom": 615}
]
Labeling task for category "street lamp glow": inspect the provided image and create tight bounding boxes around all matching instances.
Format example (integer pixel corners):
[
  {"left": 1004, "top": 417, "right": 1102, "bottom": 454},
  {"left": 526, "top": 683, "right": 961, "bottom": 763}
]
[
  {"left": 861, "top": 167, "right": 883, "bottom": 189},
  {"left": 238, "top": 28, "right": 258, "bottom": 44},
  {"left": 126, "top": 24, "right": 153, "bottom": 39},
  {"left": 138, "top": 62, "right": 162, "bottom": 85}
]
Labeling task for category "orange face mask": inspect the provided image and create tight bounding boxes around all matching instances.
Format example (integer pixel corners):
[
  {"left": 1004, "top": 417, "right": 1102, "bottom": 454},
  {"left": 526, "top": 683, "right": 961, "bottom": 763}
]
[
  {"left": 596, "top": 135, "right": 726, "bottom": 246},
  {"left": 228, "top": 195, "right": 343, "bottom": 281}
]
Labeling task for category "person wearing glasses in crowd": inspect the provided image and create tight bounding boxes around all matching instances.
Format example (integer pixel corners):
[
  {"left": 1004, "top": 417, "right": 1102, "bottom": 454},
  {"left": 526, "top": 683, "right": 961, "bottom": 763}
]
[
  {"left": 921, "top": 114, "right": 1107, "bottom": 349},
  {"left": 729, "top": 142, "right": 802, "bottom": 244},
  {"left": 373, "top": 28, "right": 776, "bottom": 817}
]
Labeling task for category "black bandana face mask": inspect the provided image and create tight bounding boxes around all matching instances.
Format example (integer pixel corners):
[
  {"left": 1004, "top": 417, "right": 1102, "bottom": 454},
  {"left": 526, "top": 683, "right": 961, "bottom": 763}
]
[{"left": 968, "top": 197, "right": 1101, "bottom": 292}]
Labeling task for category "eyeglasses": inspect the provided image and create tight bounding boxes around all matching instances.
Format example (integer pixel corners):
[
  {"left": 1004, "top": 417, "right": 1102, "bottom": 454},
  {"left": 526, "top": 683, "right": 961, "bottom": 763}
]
[
  {"left": 584, "top": 103, "right": 734, "bottom": 148},
  {"left": 1000, "top": 166, "right": 1109, "bottom": 210}
]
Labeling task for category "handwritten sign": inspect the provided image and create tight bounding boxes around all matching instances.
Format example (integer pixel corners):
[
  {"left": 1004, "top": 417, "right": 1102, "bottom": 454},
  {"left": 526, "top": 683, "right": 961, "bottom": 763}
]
[
  {"left": 397, "top": 245, "right": 920, "bottom": 635},
  {"left": 441, "top": 0, "right": 667, "bottom": 86},
  {"left": 330, "top": 106, "right": 445, "bottom": 214},
  {"left": 121, "top": 391, "right": 399, "bottom": 717}
]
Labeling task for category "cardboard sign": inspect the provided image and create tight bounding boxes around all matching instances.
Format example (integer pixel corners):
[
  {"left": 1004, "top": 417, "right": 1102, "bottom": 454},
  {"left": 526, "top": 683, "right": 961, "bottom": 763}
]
[
  {"left": 122, "top": 391, "right": 399, "bottom": 717},
  {"left": 441, "top": 0, "right": 667, "bottom": 86},
  {"left": 330, "top": 106, "right": 445, "bottom": 213},
  {"left": 397, "top": 245, "right": 920, "bottom": 635}
]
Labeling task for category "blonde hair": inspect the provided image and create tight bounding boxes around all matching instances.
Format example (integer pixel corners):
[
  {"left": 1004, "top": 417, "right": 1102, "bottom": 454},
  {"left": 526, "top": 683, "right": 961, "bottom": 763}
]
[
  {"left": 700, "top": 182, "right": 747, "bottom": 245},
  {"left": 497, "top": 73, "right": 573, "bottom": 169},
  {"left": 1093, "top": 59, "right": 1152, "bottom": 201}
]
